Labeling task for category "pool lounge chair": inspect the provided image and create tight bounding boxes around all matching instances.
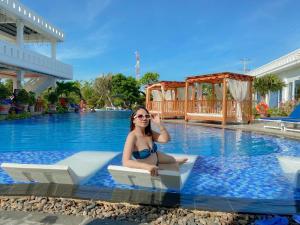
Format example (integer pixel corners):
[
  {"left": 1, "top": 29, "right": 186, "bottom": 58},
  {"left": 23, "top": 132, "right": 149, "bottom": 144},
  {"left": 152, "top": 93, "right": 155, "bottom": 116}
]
[
  {"left": 1, "top": 151, "right": 119, "bottom": 185},
  {"left": 278, "top": 156, "right": 300, "bottom": 188},
  {"left": 259, "top": 104, "right": 300, "bottom": 132},
  {"left": 108, "top": 154, "right": 197, "bottom": 190}
]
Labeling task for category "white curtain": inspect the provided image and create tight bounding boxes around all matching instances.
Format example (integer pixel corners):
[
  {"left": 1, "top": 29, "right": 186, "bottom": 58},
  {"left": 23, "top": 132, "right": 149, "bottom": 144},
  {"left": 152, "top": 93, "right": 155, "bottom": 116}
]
[
  {"left": 164, "top": 90, "right": 173, "bottom": 100},
  {"left": 177, "top": 87, "right": 185, "bottom": 100},
  {"left": 188, "top": 86, "right": 193, "bottom": 100},
  {"left": 227, "top": 79, "right": 249, "bottom": 122},
  {"left": 152, "top": 90, "right": 162, "bottom": 101},
  {"left": 196, "top": 83, "right": 202, "bottom": 100},
  {"left": 214, "top": 84, "right": 223, "bottom": 100}
]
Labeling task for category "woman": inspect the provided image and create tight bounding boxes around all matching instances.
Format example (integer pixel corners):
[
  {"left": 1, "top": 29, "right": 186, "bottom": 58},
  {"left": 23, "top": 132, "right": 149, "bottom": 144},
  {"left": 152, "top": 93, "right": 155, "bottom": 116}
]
[{"left": 122, "top": 106, "right": 187, "bottom": 176}]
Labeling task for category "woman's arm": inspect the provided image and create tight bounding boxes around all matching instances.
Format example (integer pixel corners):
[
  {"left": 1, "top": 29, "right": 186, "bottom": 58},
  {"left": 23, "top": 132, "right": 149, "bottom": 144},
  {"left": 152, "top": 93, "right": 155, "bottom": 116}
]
[
  {"left": 151, "top": 114, "right": 170, "bottom": 143},
  {"left": 122, "top": 133, "right": 158, "bottom": 174}
]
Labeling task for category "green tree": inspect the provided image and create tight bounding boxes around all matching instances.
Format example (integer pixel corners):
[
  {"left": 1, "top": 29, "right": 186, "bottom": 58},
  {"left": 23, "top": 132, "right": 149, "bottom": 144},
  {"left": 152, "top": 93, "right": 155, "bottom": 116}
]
[
  {"left": 3, "top": 79, "right": 13, "bottom": 95},
  {"left": 94, "top": 74, "right": 114, "bottom": 107},
  {"left": 55, "top": 81, "right": 81, "bottom": 98},
  {"left": 139, "top": 72, "right": 159, "bottom": 86},
  {"left": 254, "top": 74, "right": 286, "bottom": 102},
  {"left": 111, "top": 74, "right": 141, "bottom": 108}
]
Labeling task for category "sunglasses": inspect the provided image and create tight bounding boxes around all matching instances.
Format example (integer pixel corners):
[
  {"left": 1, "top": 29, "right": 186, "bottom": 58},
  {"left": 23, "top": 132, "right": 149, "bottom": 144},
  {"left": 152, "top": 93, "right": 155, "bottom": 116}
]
[{"left": 134, "top": 114, "right": 151, "bottom": 120}]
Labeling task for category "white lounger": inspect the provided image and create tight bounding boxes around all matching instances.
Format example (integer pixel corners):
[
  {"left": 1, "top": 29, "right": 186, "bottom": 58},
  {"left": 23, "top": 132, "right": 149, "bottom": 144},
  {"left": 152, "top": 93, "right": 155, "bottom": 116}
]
[
  {"left": 1, "top": 151, "right": 119, "bottom": 185},
  {"left": 278, "top": 156, "right": 300, "bottom": 188},
  {"left": 108, "top": 154, "right": 197, "bottom": 190}
]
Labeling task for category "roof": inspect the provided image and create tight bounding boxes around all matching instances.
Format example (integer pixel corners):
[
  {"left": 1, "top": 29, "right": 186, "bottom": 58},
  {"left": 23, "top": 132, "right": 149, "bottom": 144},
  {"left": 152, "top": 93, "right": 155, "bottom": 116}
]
[
  {"left": 186, "top": 72, "right": 254, "bottom": 83},
  {"left": 0, "top": 0, "right": 64, "bottom": 42},
  {"left": 147, "top": 81, "right": 186, "bottom": 89},
  {"left": 248, "top": 48, "right": 300, "bottom": 77}
]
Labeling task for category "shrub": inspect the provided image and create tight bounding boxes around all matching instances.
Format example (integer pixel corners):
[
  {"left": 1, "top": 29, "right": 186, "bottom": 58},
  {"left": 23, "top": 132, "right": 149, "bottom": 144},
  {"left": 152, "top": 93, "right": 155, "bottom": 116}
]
[
  {"left": 0, "top": 83, "right": 11, "bottom": 102},
  {"left": 28, "top": 91, "right": 36, "bottom": 106},
  {"left": 46, "top": 92, "right": 59, "bottom": 104},
  {"left": 15, "top": 89, "right": 30, "bottom": 104}
]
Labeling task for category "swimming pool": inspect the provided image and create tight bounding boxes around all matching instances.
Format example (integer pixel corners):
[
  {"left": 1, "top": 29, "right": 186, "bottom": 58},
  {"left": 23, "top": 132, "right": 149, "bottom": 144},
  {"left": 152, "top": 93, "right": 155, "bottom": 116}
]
[{"left": 0, "top": 111, "right": 299, "bottom": 201}]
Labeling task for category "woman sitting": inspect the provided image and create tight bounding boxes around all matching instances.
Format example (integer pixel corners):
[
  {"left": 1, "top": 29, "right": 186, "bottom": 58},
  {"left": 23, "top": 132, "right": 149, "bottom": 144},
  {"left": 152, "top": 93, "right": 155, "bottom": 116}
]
[{"left": 122, "top": 106, "right": 187, "bottom": 176}]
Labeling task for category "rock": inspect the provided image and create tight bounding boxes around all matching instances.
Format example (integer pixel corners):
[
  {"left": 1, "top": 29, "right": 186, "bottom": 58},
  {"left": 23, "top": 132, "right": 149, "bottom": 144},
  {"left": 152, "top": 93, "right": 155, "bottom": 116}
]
[
  {"left": 238, "top": 219, "right": 249, "bottom": 225},
  {"left": 86, "top": 202, "right": 96, "bottom": 210}
]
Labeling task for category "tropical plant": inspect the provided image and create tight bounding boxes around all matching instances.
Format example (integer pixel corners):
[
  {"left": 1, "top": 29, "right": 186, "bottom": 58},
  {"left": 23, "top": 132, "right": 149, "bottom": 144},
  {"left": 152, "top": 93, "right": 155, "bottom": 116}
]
[
  {"left": 28, "top": 91, "right": 36, "bottom": 106},
  {"left": 0, "top": 83, "right": 10, "bottom": 102},
  {"left": 55, "top": 81, "right": 81, "bottom": 98},
  {"left": 3, "top": 79, "right": 13, "bottom": 95},
  {"left": 46, "top": 91, "right": 59, "bottom": 104},
  {"left": 15, "top": 89, "right": 30, "bottom": 104},
  {"left": 254, "top": 74, "right": 286, "bottom": 102}
]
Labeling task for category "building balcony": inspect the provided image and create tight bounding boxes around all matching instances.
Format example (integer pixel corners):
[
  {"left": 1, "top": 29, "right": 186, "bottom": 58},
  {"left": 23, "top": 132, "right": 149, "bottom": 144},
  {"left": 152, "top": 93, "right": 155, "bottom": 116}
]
[{"left": 0, "top": 40, "right": 72, "bottom": 79}]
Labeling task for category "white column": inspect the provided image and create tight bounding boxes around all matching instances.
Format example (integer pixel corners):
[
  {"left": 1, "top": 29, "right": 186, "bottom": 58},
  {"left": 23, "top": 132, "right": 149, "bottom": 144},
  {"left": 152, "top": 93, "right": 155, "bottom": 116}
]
[
  {"left": 292, "top": 80, "right": 296, "bottom": 100},
  {"left": 16, "top": 20, "right": 24, "bottom": 48},
  {"left": 282, "top": 78, "right": 289, "bottom": 102},
  {"left": 16, "top": 70, "right": 25, "bottom": 90},
  {"left": 13, "top": 78, "right": 17, "bottom": 91},
  {"left": 51, "top": 40, "right": 56, "bottom": 59}
]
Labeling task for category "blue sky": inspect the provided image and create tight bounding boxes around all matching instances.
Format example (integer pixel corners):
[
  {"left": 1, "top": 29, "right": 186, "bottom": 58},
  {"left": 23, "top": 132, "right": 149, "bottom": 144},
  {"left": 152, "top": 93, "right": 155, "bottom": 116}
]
[{"left": 22, "top": 0, "right": 300, "bottom": 81}]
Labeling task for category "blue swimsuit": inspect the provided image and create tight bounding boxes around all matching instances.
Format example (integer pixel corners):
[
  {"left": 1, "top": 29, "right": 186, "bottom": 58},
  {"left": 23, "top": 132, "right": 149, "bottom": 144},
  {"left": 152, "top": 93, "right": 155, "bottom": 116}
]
[{"left": 132, "top": 143, "right": 158, "bottom": 160}]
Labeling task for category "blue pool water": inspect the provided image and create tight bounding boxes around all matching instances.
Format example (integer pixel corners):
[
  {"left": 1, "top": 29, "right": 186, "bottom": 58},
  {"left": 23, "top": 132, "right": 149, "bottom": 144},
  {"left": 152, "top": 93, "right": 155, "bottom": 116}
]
[{"left": 0, "top": 111, "right": 299, "bottom": 200}]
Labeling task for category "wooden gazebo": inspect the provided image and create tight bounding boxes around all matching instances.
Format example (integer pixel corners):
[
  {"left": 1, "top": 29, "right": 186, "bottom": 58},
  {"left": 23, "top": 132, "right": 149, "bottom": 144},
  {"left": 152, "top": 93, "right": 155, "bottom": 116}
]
[
  {"left": 185, "top": 72, "right": 254, "bottom": 125},
  {"left": 146, "top": 81, "right": 186, "bottom": 119}
]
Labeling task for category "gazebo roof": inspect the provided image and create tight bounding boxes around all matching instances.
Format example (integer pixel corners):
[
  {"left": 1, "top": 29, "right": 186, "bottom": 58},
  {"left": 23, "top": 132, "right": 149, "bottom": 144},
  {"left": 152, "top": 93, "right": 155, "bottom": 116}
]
[
  {"left": 186, "top": 72, "right": 254, "bottom": 83},
  {"left": 147, "top": 81, "right": 186, "bottom": 89}
]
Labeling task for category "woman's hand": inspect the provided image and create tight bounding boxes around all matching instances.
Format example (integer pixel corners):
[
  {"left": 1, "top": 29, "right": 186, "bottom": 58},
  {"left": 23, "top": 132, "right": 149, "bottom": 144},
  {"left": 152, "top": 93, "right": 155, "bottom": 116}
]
[
  {"left": 151, "top": 113, "right": 161, "bottom": 125},
  {"left": 146, "top": 164, "right": 159, "bottom": 176}
]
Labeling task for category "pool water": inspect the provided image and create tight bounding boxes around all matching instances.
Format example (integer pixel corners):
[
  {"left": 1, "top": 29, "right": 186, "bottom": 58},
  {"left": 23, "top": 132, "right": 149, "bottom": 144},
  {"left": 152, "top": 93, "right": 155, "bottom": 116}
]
[{"left": 0, "top": 112, "right": 299, "bottom": 200}]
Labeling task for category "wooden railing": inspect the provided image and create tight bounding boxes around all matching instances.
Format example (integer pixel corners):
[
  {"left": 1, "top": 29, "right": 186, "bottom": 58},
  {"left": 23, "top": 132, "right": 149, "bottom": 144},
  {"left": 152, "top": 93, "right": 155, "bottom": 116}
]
[{"left": 148, "top": 100, "right": 185, "bottom": 116}]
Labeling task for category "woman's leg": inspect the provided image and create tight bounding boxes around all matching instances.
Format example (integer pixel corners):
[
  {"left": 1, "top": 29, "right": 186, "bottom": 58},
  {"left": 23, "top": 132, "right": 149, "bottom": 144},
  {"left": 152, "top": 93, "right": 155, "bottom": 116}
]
[
  {"left": 156, "top": 151, "right": 188, "bottom": 165},
  {"left": 156, "top": 151, "right": 176, "bottom": 164}
]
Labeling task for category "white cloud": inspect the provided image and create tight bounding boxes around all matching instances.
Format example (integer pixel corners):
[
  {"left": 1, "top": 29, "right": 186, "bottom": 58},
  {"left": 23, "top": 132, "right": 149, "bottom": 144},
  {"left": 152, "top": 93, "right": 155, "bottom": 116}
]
[
  {"left": 58, "top": 44, "right": 106, "bottom": 60},
  {"left": 86, "top": 0, "right": 111, "bottom": 24}
]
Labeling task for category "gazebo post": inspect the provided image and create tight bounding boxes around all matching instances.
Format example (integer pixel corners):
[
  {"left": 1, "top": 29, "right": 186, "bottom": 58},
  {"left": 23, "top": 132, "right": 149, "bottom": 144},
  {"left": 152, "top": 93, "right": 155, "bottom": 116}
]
[
  {"left": 184, "top": 81, "right": 189, "bottom": 121},
  {"left": 249, "top": 80, "right": 253, "bottom": 123},
  {"left": 212, "top": 83, "right": 215, "bottom": 113},
  {"left": 161, "top": 85, "right": 165, "bottom": 120},
  {"left": 222, "top": 78, "right": 227, "bottom": 126},
  {"left": 191, "top": 84, "right": 195, "bottom": 113},
  {"left": 174, "top": 88, "right": 178, "bottom": 116}
]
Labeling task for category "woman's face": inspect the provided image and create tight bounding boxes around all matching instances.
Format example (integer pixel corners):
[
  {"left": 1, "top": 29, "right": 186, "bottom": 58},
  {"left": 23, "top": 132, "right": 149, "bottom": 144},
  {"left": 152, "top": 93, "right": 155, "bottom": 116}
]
[{"left": 133, "top": 109, "right": 151, "bottom": 128}]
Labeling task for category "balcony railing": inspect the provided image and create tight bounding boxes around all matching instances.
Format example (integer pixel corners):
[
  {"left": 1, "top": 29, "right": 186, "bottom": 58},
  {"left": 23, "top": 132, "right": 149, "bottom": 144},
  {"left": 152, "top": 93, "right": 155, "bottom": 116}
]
[{"left": 0, "top": 40, "right": 72, "bottom": 79}]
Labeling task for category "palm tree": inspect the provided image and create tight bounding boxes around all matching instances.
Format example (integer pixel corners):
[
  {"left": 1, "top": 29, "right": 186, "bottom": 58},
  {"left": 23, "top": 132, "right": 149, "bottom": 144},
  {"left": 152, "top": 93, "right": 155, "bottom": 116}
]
[
  {"left": 254, "top": 74, "right": 286, "bottom": 103},
  {"left": 94, "top": 74, "right": 114, "bottom": 107}
]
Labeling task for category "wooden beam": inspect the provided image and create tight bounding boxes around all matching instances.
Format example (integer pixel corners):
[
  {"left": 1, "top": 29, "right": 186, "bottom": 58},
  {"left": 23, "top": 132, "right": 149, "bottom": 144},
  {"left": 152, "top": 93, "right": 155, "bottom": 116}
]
[
  {"left": 222, "top": 78, "right": 227, "bottom": 126},
  {"left": 249, "top": 80, "right": 253, "bottom": 123}
]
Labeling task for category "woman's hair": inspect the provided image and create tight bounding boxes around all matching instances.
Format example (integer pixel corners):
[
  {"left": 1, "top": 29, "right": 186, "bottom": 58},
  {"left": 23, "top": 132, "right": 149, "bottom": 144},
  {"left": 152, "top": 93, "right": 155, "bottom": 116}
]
[{"left": 130, "top": 106, "right": 152, "bottom": 136}]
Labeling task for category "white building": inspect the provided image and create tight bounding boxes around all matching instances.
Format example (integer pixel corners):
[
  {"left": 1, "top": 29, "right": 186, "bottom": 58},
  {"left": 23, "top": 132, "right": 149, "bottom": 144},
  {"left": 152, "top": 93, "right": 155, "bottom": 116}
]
[
  {"left": 0, "top": 0, "right": 72, "bottom": 94},
  {"left": 249, "top": 48, "right": 300, "bottom": 107}
]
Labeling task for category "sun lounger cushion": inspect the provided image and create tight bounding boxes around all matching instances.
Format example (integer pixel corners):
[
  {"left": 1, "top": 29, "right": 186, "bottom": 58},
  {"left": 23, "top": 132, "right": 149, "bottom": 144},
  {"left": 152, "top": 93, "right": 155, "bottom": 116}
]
[
  {"left": 108, "top": 154, "right": 197, "bottom": 190},
  {"left": 1, "top": 151, "right": 119, "bottom": 185}
]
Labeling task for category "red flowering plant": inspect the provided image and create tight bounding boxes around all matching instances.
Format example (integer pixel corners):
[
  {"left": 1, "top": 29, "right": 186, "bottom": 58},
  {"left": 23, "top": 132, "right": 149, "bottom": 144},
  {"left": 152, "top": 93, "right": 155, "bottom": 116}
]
[{"left": 278, "top": 99, "right": 299, "bottom": 116}]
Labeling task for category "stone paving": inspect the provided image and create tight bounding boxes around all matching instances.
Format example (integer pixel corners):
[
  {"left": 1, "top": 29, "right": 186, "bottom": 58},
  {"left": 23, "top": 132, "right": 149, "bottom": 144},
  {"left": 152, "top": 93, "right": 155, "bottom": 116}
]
[{"left": 0, "top": 210, "right": 141, "bottom": 225}]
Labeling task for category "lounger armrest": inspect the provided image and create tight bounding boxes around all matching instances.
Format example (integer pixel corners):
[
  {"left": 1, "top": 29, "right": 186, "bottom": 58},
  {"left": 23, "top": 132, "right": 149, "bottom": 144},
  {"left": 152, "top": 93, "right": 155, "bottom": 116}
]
[{"left": 1, "top": 163, "right": 78, "bottom": 184}]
